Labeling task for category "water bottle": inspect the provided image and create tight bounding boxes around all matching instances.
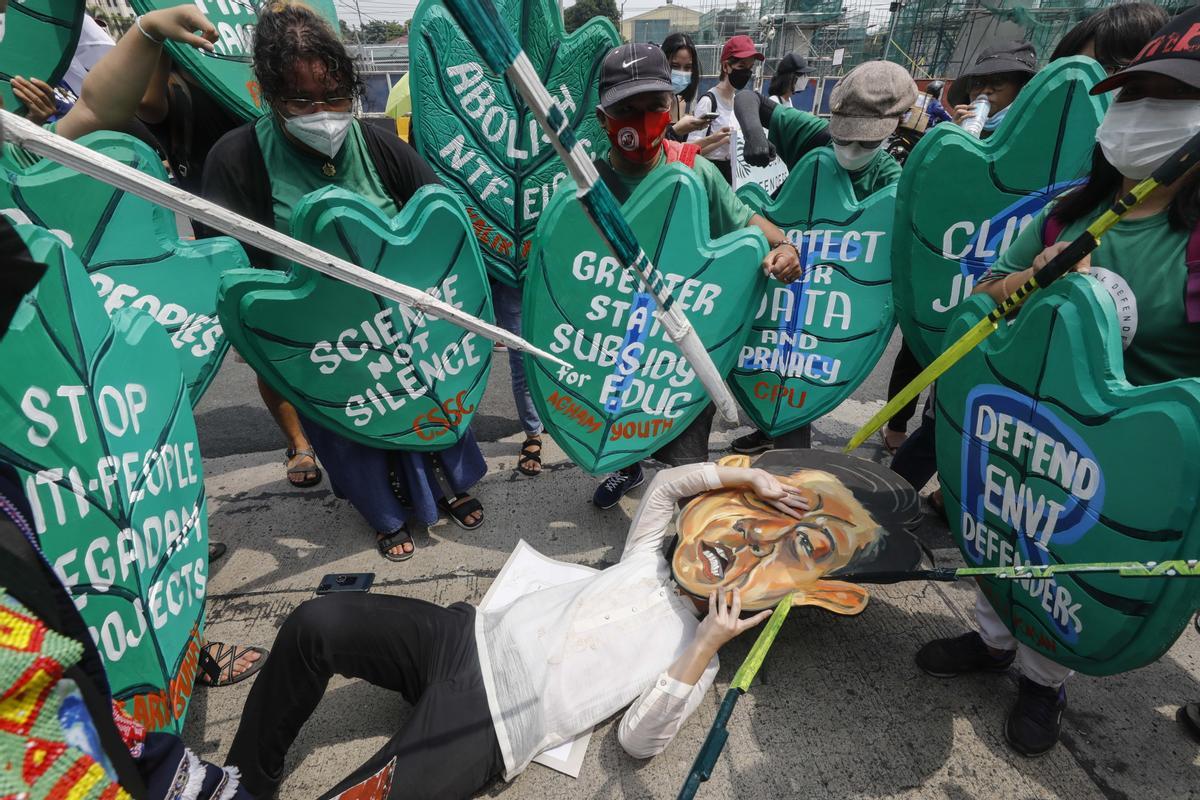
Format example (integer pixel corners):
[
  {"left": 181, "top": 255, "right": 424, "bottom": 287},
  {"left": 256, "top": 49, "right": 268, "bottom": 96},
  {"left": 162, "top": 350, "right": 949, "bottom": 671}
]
[{"left": 960, "top": 95, "right": 990, "bottom": 138}]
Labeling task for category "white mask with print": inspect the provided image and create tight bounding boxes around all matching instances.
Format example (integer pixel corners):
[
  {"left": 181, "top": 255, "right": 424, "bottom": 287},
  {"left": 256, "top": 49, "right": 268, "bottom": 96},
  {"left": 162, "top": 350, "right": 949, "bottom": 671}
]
[
  {"left": 1096, "top": 98, "right": 1200, "bottom": 180},
  {"left": 284, "top": 111, "right": 354, "bottom": 158},
  {"left": 833, "top": 140, "right": 883, "bottom": 172}
]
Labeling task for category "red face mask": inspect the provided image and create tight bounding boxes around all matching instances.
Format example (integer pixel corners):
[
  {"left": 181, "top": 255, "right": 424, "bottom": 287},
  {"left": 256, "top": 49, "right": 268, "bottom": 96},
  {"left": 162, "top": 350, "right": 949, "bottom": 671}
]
[{"left": 602, "top": 109, "right": 672, "bottom": 164}]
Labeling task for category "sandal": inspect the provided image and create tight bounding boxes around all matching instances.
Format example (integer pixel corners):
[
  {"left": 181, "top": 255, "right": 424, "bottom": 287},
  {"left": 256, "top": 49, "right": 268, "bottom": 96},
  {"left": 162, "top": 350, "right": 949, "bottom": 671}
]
[
  {"left": 208, "top": 541, "right": 227, "bottom": 563},
  {"left": 377, "top": 526, "right": 416, "bottom": 562},
  {"left": 517, "top": 436, "right": 543, "bottom": 476},
  {"left": 285, "top": 447, "right": 322, "bottom": 488},
  {"left": 881, "top": 428, "right": 907, "bottom": 454},
  {"left": 439, "top": 493, "right": 484, "bottom": 530},
  {"left": 196, "top": 641, "right": 268, "bottom": 687}
]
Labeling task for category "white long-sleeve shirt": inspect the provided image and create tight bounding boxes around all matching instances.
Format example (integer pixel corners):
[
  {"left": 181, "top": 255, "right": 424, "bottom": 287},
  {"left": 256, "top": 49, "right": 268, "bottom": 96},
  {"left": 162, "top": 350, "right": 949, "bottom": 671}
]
[{"left": 474, "top": 463, "right": 722, "bottom": 779}]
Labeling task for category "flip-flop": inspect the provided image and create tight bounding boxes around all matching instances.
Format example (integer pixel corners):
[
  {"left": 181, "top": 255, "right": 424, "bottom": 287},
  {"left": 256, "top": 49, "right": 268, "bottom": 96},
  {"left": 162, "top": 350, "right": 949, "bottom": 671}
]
[
  {"left": 517, "top": 436, "right": 543, "bottom": 476},
  {"left": 377, "top": 527, "right": 416, "bottom": 562},
  {"left": 285, "top": 447, "right": 322, "bottom": 488},
  {"left": 439, "top": 493, "right": 484, "bottom": 530},
  {"left": 196, "top": 642, "right": 269, "bottom": 687}
]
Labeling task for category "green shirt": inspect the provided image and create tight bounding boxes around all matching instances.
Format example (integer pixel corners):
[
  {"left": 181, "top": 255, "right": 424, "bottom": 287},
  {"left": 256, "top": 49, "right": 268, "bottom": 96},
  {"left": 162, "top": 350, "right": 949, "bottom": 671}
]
[
  {"left": 605, "top": 151, "right": 754, "bottom": 238},
  {"left": 989, "top": 203, "right": 1200, "bottom": 386},
  {"left": 254, "top": 116, "right": 398, "bottom": 266},
  {"left": 767, "top": 106, "right": 901, "bottom": 200}
]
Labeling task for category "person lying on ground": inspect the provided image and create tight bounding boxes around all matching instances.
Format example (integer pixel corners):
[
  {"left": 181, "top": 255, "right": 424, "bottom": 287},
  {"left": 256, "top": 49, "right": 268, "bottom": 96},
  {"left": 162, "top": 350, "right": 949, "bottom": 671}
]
[{"left": 224, "top": 462, "right": 807, "bottom": 799}]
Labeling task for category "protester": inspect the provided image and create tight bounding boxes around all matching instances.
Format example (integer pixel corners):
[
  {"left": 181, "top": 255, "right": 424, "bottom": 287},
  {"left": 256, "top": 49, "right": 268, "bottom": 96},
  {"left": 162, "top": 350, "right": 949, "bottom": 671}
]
[
  {"left": 1049, "top": 2, "right": 1168, "bottom": 74},
  {"left": 728, "top": 60, "right": 916, "bottom": 456},
  {"left": 137, "top": 54, "right": 242, "bottom": 194},
  {"left": 947, "top": 40, "right": 1037, "bottom": 134},
  {"left": 225, "top": 461, "right": 805, "bottom": 798},
  {"left": 688, "top": 34, "right": 765, "bottom": 183},
  {"left": 923, "top": 10, "right": 1200, "bottom": 757},
  {"left": 10, "top": 75, "right": 66, "bottom": 124},
  {"left": 661, "top": 31, "right": 730, "bottom": 157},
  {"left": 490, "top": 279, "right": 545, "bottom": 476},
  {"left": 588, "top": 43, "right": 801, "bottom": 509},
  {"left": 201, "top": 2, "right": 486, "bottom": 561},
  {"left": 767, "top": 51, "right": 808, "bottom": 106}
]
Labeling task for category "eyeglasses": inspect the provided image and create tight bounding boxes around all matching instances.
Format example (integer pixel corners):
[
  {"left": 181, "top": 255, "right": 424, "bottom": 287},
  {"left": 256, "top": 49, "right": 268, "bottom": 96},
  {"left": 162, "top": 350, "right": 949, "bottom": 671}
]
[
  {"left": 281, "top": 96, "right": 353, "bottom": 115},
  {"left": 967, "top": 75, "right": 1015, "bottom": 93}
]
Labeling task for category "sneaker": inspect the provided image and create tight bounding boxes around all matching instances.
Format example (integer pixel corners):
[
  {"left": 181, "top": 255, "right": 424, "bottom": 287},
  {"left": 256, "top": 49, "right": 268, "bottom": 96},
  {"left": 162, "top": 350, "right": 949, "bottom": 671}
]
[
  {"left": 1005, "top": 676, "right": 1066, "bottom": 757},
  {"left": 915, "top": 631, "right": 1015, "bottom": 678},
  {"left": 731, "top": 430, "right": 775, "bottom": 455},
  {"left": 593, "top": 464, "right": 645, "bottom": 510}
]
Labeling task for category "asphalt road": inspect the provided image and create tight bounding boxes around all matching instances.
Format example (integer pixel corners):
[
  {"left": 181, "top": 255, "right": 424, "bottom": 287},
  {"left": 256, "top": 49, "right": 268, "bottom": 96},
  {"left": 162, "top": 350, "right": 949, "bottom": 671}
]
[{"left": 184, "top": 332, "right": 1200, "bottom": 800}]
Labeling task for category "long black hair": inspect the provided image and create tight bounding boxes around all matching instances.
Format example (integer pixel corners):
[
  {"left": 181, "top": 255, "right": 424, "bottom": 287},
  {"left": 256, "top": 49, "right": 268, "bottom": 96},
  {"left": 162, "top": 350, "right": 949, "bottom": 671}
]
[
  {"left": 1053, "top": 144, "right": 1200, "bottom": 231},
  {"left": 767, "top": 69, "right": 793, "bottom": 99},
  {"left": 1050, "top": 2, "right": 1169, "bottom": 68},
  {"left": 661, "top": 32, "right": 700, "bottom": 104},
  {"left": 252, "top": 2, "right": 364, "bottom": 106}
]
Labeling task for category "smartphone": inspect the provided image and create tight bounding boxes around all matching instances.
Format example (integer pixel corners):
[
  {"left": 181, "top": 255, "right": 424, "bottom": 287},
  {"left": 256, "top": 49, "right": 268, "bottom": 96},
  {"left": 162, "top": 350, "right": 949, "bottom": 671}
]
[
  {"left": 316, "top": 572, "right": 375, "bottom": 594},
  {"left": 700, "top": 112, "right": 720, "bottom": 121}
]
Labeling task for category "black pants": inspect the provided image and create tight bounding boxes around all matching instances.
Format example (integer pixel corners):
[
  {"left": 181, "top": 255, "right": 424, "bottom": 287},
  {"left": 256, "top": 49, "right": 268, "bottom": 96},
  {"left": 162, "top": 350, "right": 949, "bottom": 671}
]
[
  {"left": 890, "top": 400, "right": 938, "bottom": 493},
  {"left": 885, "top": 340, "right": 922, "bottom": 433},
  {"left": 226, "top": 593, "right": 503, "bottom": 800}
]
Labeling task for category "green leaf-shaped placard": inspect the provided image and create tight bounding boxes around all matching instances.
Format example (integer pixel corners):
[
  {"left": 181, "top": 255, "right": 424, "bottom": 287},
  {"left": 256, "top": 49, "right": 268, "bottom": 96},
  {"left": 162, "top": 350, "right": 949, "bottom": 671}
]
[
  {"left": 128, "top": 0, "right": 340, "bottom": 121},
  {"left": 0, "top": 0, "right": 82, "bottom": 114},
  {"left": 893, "top": 57, "right": 1109, "bottom": 366},
  {"left": 936, "top": 278, "right": 1200, "bottom": 675},
  {"left": 217, "top": 186, "right": 493, "bottom": 450},
  {"left": 409, "top": 0, "right": 619, "bottom": 286},
  {"left": 523, "top": 165, "right": 768, "bottom": 474},
  {"left": 0, "top": 225, "right": 208, "bottom": 733},
  {"left": 0, "top": 131, "right": 247, "bottom": 405},
  {"left": 733, "top": 148, "right": 896, "bottom": 437}
]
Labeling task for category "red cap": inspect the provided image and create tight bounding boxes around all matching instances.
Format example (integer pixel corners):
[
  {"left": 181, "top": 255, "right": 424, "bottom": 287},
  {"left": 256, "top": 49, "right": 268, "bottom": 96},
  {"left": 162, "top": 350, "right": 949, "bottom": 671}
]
[{"left": 721, "top": 35, "right": 764, "bottom": 63}]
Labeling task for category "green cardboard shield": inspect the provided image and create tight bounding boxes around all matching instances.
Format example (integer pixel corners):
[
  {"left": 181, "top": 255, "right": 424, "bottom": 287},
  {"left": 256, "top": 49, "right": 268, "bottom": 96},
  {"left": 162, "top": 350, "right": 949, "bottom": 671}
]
[
  {"left": 217, "top": 186, "right": 493, "bottom": 450},
  {"left": 523, "top": 165, "right": 768, "bottom": 474},
  {"left": 892, "top": 57, "right": 1110, "bottom": 366},
  {"left": 0, "top": 131, "right": 247, "bottom": 405},
  {"left": 128, "top": 0, "right": 340, "bottom": 120},
  {"left": 733, "top": 148, "right": 896, "bottom": 436},
  {"left": 0, "top": 0, "right": 82, "bottom": 114},
  {"left": 0, "top": 225, "right": 208, "bottom": 732},
  {"left": 409, "top": 0, "right": 619, "bottom": 286},
  {"left": 936, "top": 278, "right": 1200, "bottom": 675}
]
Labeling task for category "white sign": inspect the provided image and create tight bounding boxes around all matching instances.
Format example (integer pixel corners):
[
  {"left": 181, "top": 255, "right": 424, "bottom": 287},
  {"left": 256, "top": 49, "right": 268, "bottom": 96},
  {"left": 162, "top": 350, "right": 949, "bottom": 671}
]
[
  {"left": 832, "top": 47, "right": 845, "bottom": 67},
  {"left": 730, "top": 119, "right": 790, "bottom": 196}
]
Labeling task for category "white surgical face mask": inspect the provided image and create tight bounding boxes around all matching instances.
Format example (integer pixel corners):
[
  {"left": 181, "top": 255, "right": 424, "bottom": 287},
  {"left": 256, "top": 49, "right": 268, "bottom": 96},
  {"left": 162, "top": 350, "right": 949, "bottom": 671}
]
[
  {"left": 833, "top": 140, "right": 883, "bottom": 172},
  {"left": 794, "top": 75, "right": 808, "bottom": 93},
  {"left": 283, "top": 111, "right": 354, "bottom": 158},
  {"left": 1097, "top": 97, "right": 1200, "bottom": 180}
]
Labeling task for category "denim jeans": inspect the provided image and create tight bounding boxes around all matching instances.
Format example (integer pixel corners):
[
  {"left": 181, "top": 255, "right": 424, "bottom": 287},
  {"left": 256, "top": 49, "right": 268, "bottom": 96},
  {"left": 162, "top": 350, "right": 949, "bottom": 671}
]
[{"left": 492, "top": 281, "right": 543, "bottom": 436}]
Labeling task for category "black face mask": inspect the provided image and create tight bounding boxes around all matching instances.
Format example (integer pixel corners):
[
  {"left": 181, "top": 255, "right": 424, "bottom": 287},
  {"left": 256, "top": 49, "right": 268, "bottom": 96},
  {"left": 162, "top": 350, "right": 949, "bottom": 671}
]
[{"left": 729, "top": 68, "right": 753, "bottom": 90}]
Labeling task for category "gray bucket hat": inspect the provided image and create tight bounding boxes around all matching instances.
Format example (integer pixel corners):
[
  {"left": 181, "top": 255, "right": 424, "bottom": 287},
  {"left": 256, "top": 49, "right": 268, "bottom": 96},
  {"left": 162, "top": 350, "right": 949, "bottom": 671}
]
[
  {"left": 948, "top": 40, "right": 1038, "bottom": 106},
  {"left": 829, "top": 61, "right": 919, "bottom": 142}
]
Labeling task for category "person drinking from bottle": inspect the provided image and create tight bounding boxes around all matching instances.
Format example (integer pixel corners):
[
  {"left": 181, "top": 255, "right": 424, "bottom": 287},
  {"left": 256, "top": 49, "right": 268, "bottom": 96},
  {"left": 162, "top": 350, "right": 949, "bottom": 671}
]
[
  {"left": 920, "top": 9, "right": 1200, "bottom": 757},
  {"left": 588, "top": 43, "right": 801, "bottom": 510},
  {"left": 224, "top": 463, "right": 803, "bottom": 798},
  {"left": 947, "top": 40, "right": 1038, "bottom": 138}
]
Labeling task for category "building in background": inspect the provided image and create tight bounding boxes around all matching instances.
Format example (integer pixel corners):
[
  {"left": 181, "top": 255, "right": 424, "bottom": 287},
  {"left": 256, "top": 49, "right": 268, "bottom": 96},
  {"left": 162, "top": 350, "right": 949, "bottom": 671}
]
[
  {"left": 621, "top": 0, "right": 701, "bottom": 42},
  {"left": 88, "top": 0, "right": 135, "bottom": 36}
]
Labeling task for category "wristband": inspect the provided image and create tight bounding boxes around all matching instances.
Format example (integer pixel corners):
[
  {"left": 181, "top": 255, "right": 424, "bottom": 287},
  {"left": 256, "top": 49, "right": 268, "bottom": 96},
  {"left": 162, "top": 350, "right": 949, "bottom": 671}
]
[{"left": 136, "top": 15, "right": 164, "bottom": 45}]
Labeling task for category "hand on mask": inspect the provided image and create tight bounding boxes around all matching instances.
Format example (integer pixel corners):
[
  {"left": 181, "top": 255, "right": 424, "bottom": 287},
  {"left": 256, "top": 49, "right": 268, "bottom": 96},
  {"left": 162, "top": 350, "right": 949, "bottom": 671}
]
[{"left": 694, "top": 589, "right": 773, "bottom": 652}]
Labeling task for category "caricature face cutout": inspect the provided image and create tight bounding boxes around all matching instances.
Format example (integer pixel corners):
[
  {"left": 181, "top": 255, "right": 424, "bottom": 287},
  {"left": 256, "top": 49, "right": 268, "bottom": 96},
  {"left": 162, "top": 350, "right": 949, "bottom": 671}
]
[{"left": 672, "top": 467, "right": 882, "bottom": 614}]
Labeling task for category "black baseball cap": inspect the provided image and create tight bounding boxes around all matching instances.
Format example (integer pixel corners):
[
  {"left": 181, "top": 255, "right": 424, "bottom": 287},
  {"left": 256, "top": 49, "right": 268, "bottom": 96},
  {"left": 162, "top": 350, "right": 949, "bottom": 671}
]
[
  {"left": 948, "top": 40, "right": 1038, "bottom": 106},
  {"left": 599, "top": 43, "right": 675, "bottom": 109},
  {"left": 779, "top": 52, "right": 808, "bottom": 75},
  {"left": 1092, "top": 6, "right": 1200, "bottom": 94}
]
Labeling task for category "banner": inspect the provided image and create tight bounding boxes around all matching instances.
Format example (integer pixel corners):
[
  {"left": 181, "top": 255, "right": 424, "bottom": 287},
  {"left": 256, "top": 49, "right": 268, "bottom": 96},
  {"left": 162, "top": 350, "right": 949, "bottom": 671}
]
[
  {"left": 128, "top": 0, "right": 340, "bottom": 121},
  {"left": 0, "top": 225, "right": 208, "bottom": 733},
  {"left": 0, "top": 0, "right": 82, "bottom": 114},
  {"left": 409, "top": 0, "right": 619, "bottom": 286},
  {"left": 936, "top": 278, "right": 1200, "bottom": 675},
  {"left": 218, "top": 185, "right": 493, "bottom": 450},
  {"left": 523, "top": 165, "right": 767, "bottom": 474},
  {"left": 731, "top": 148, "right": 896, "bottom": 437},
  {"left": 730, "top": 119, "right": 788, "bottom": 196},
  {"left": 892, "top": 57, "right": 1109, "bottom": 366},
  {"left": 0, "top": 131, "right": 245, "bottom": 405}
]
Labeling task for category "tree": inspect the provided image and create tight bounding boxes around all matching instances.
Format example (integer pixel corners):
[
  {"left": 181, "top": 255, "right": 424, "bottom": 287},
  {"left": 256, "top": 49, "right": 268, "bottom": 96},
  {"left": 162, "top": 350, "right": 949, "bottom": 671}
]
[
  {"left": 341, "top": 19, "right": 410, "bottom": 44},
  {"left": 563, "top": 0, "right": 619, "bottom": 34}
]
